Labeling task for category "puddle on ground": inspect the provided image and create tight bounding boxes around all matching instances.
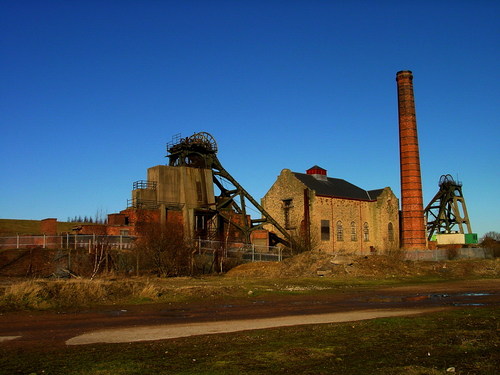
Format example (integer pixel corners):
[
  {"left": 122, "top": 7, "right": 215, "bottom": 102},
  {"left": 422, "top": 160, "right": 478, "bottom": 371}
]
[
  {"left": 362, "top": 292, "right": 494, "bottom": 305},
  {"left": 107, "top": 309, "right": 128, "bottom": 316}
]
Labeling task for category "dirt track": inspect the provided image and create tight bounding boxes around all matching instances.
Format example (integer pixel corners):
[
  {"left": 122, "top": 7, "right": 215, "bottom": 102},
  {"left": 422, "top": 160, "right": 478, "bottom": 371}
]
[
  {"left": 66, "top": 308, "right": 444, "bottom": 345},
  {"left": 1, "top": 279, "right": 499, "bottom": 348}
]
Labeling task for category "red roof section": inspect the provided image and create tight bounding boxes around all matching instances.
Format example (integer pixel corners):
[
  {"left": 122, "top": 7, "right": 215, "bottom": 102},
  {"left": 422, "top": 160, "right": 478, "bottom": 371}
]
[{"left": 306, "top": 165, "right": 327, "bottom": 176}]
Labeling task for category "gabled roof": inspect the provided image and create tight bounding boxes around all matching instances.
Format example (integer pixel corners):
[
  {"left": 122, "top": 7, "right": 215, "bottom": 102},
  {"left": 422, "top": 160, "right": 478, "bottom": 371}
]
[
  {"left": 367, "top": 189, "right": 385, "bottom": 200},
  {"left": 293, "top": 172, "right": 384, "bottom": 201}
]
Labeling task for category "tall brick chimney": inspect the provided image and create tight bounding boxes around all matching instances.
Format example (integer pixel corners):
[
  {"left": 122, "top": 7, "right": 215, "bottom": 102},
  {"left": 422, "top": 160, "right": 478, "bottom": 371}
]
[{"left": 396, "top": 70, "right": 427, "bottom": 250}]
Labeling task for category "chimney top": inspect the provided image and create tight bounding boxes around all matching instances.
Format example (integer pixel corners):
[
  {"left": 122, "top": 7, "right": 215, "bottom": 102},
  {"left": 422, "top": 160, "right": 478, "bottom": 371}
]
[{"left": 396, "top": 70, "right": 413, "bottom": 81}]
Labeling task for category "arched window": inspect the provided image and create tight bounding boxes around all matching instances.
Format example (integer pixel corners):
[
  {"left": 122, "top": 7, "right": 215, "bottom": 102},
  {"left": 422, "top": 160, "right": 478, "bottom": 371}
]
[
  {"left": 363, "top": 222, "right": 369, "bottom": 242},
  {"left": 336, "top": 221, "right": 343, "bottom": 241},
  {"left": 350, "top": 221, "right": 357, "bottom": 241},
  {"left": 388, "top": 222, "right": 394, "bottom": 242}
]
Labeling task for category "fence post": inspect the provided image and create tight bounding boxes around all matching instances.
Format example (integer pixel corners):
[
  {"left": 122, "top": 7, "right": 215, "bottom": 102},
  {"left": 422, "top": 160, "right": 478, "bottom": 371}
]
[
  {"left": 74, "top": 234, "right": 77, "bottom": 250},
  {"left": 17, "top": 234, "right": 19, "bottom": 249},
  {"left": 68, "top": 247, "right": 72, "bottom": 270},
  {"left": 252, "top": 244, "right": 255, "bottom": 262},
  {"left": 136, "top": 251, "right": 139, "bottom": 276},
  {"left": 43, "top": 234, "right": 46, "bottom": 249},
  {"left": 105, "top": 247, "right": 108, "bottom": 273},
  {"left": 120, "top": 235, "right": 123, "bottom": 250}
]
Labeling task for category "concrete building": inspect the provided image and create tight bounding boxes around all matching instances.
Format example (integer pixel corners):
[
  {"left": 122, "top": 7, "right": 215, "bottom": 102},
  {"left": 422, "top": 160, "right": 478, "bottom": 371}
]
[
  {"left": 130, "top": 165, "right": 215, "bottom": 238},
  {"left": 99, "top": 165, "right": 216, "bottom": 238},
  {"left": 261, "top": 166, "right": 400, "bottom": 254}
]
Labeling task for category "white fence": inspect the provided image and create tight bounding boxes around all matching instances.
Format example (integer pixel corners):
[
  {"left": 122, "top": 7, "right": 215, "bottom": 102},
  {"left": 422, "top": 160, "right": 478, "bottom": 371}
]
[
  {"left": 1, "top": 236, "right": 494, "bottom": 263},
  {"left": 195, "top": 239, "right": 288, "bottom": 262},
  {"left": 0, "top": 236, "right": 287, "bottom": 263},
  {"left": 403, "top": 248, "right": 494, "bottom": 261},
  {"left": 0, "top": 234, "right": 136, "bottom": 251}
]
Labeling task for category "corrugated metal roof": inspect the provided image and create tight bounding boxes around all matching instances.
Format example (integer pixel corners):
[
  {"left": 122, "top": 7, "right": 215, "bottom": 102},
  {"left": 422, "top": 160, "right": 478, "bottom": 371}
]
[{"left": 293, "top": 172, "right": 384, "bottom": 201}]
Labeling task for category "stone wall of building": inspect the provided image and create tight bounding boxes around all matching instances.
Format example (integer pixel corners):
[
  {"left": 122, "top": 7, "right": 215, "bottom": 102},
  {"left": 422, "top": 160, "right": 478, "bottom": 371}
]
[
  {"left": 309, "top": 188, "right": 399, "bottom": 253},
  {"left": 261, "top": 169, "right": 308, "bottom": 238},
  {"left": 262, "top": 169, "right": 400, "bottom": 254}
]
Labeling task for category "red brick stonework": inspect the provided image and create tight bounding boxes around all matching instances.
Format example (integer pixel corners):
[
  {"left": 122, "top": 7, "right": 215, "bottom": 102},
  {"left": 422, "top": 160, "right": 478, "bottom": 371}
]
[
  {"left": 40, "top": 218, "right": 57, "bottom": 235},
  {"left": 397, "top": 70, "right": 427, "bottom": 250}
]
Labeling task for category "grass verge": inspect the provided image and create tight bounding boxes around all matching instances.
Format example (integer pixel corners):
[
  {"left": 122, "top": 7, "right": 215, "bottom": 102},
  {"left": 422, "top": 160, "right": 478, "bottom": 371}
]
[
  {"left": 0, "top": 275, "right": 483, "bottom": 312},
  {"left": 1, "top": 307, "right": 498, "bottom": 374}
]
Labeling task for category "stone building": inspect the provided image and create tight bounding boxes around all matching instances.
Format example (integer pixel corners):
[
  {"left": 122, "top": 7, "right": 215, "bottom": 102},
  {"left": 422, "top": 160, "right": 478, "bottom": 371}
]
[{"left": 262, "top": 166, "right": 400, "bottom": 254}]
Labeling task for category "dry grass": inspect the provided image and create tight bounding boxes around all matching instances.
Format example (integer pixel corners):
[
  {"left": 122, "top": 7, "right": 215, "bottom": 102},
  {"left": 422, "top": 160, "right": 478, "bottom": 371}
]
[
  {"left": 0, "top": 251, "right": 498, "bottom": 312},
  {"left": 227, "top": 251, "right": 499, "bottom": 279},
  {"left": 0, "top": 277, "right": 249, "bottom": 311}
]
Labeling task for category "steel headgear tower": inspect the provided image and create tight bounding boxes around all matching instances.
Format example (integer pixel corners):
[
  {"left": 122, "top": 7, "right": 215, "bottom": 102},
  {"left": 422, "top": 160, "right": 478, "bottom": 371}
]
[{"left": 397, "top": 70, "right": 427, "bottom": 250}]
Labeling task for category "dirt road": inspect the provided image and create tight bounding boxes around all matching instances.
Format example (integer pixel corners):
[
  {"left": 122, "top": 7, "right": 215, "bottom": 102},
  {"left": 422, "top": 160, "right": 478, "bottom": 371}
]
[
  {"left": 1, "top": 279, "right": 498, "bottom": 348},
  {"left": 66, "top": 308, "right": 444, "bottom": 345}
]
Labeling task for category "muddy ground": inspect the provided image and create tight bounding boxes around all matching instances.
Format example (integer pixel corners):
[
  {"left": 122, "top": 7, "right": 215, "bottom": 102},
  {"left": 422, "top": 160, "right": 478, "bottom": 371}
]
[
  {"left": 0, "top": 278, "right": 498, "bottom": 349},
  {"left": 0, "top": 252, "right": 498, "bottom": 348}
]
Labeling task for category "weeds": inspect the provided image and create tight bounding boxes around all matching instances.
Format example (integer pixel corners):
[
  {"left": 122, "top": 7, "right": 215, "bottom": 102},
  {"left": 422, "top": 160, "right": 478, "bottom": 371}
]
[{"left": 0, "top": 272, "right": 496, "bottom": 312}]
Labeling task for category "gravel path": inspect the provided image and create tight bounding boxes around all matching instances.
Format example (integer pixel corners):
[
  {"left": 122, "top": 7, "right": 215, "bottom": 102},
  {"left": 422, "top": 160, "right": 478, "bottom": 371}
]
[{"left": 66, "top": 307, "right": 442, "bottom": 345}]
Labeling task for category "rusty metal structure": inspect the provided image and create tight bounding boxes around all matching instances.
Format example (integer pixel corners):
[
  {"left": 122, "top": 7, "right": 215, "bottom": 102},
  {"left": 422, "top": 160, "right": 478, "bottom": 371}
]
[
  {"left": 167, "top": 132, "right": 293, "bottom": 246},
  {"left": 424, "top": 174, "right": 472, "bottom": 240}
]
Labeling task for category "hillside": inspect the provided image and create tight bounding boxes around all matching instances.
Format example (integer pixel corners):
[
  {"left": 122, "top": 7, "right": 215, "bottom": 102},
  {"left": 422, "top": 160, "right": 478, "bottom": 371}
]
[
  {"left": 0, "top": 219, "right": 79, "bottom": 236},
  {"left": 227, "top": 251, "right": 499, "bottom": 279}
]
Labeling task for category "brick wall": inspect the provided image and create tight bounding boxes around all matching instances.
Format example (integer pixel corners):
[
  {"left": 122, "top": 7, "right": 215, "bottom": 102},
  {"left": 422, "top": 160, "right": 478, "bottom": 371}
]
[{"left": 40, "top": 218, "right": 57, "bottom": 235}]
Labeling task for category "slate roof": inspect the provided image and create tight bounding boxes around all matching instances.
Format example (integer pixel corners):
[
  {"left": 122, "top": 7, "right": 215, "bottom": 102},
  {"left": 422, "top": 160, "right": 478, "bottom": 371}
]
[{"left": 293, "top": 172, "right": 384, "bottom": 201}]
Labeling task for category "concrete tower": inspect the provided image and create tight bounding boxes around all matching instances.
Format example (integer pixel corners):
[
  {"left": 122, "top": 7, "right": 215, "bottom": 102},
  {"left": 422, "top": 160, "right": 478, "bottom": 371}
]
[{"left": 397, "top": 70, "right": 427, "bottom": 250}]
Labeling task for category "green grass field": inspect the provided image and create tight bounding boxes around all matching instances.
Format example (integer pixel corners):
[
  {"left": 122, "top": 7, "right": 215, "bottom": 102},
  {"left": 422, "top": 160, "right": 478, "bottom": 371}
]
[{"left": 1, "top": 307, "right": 498, "bottom": 375}]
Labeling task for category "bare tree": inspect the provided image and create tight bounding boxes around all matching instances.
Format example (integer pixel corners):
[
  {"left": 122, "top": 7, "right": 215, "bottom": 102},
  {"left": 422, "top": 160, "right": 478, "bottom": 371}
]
[
  {"left": 481, "top": 231, "right": 500, "bottom": 242},
  {"left": 480, "top": 231, "right": 500, "bottom": 257},
  {"left": 134, "top": 222, "right": 193, "bottom": 277},
  {"left": 89, "top": 238, "right": 112, "bottom": 279}
]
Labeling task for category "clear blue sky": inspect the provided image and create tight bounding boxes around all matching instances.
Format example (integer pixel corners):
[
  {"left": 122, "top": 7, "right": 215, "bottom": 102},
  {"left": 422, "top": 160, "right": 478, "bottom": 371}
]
[{"left": 1, "top": 0, "right": 499, "bottom": 237}]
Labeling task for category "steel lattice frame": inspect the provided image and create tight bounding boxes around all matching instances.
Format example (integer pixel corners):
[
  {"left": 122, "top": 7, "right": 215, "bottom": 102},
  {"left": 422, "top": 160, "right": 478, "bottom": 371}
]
[
  {"left": 167, "top": 132, "right": 293, "bottom": 247},
  {"left": 424, "top": 174, "right": 472, "bottom": 240}
]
